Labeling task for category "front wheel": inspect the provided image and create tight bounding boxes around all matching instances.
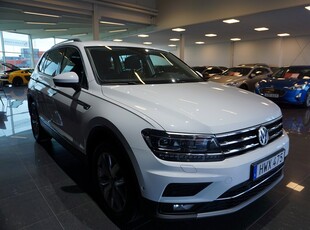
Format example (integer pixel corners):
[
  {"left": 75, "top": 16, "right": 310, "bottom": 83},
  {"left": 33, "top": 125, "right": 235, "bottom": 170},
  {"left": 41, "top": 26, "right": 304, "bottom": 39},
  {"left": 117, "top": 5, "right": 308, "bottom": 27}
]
[
  {"left": 12, "top": 77, "right": 23, "bottom": 86},
  {"left": 92, "top": 143, "right": 139, "bottom": 224},
  {"left": 29, "top": 101, "right": 51, "bottom": 142},
  {"left": 303, "top": 90, "right": 310, "bottom": 108}
]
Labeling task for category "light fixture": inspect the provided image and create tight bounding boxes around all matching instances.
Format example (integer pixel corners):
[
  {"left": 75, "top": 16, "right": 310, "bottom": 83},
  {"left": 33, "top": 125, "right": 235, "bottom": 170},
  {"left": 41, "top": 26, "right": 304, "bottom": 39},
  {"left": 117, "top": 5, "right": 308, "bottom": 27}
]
[
  {"left": 109, "top": 29, "right": 127, "bottom": 33},
  {"left": 168, "top": 44, "right": 177, "bottom": 47},
  {"left": 170, "top": 38, "right": 180, "bottom": 41},
  {"left": 205, "top": 33, "right": 217, "bottom": 37},
  {"left": 172, "top": 28, "right": 186, "bottom": 32},
  {"left": 230, "top": 38, "right": 241, "bottom": 41},
  {"left": 195, "top": 41, "right": 205, "bottom": 45},
  {"left": 254, "top": 27, "right": 269, "bottom": 31},
  {"left": 72, "top": 33, "right": 88, "bottom": 37},
  {"left": 24, "top": 11, "right": 60, "bottom": 18},
  {"left": 223, "top": 19, "right": 240, "bottom": 24},
  {"left": 277, "top": 33, "right": 290, "bottom": 37},
  {"left": 113, "top": 39, "right": 123, "bottom": 42},
  {"left": 138, "top": 34, "right": 149, "bottom": 38},
  {"left": 305, "top": 6, "right": 310, "bottom": 11},
  {"left": 100, "top": 21, "right": 125, "bottom": 26},
  {"left": 143, "top": 42, "right": 152, "bottom": 45},
  {"left": 26, "top": 21, "right": 57, "bottom": 25},
  {"left": 44, "top": 28, "right": 67, "bottom": 32}
]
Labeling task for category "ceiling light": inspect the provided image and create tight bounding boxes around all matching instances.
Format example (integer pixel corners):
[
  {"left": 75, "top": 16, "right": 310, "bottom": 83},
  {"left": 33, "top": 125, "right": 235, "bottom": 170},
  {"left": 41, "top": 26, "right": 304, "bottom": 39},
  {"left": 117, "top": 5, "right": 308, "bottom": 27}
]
[
  {"left": 143, "top": 42, "right": 152, "bottom": 45},
  {"left": 100, "top": 21, "right": 125, "bottom": 26},
  {"left": 172, "top": 28, "right": 186, "bottom": 32},
  {"left": 170, "top": 38, "right": 180, "bottom": 41},
  {"left": 113, "top": 39, "right": 123, "bottom": 42},
  {"left": 168, "top": 44, "right": 177, "bottom": 47},
  {"left": 26, "top": 21, "right": 57, "bottom": 25},
  {"left": 254, "top": 27, "right": 269, "bottom": 31},
  {"left": 109, "top": 29, "right": 127, "bottom": 33},
  {"left": 72, "top": 33, "right": 87, "bottom": 37},
  {"left": 24, "top": 11, "right": 60, "bottom": 18},
  {"left": 205, "top": 33, "right": 217, "bottom": 37},
  {"left": 223, "top": 19, "right": 240, "bottom": 24},
  {"left": 277, "top": 33, "right": 290, "bottom": 37},
  {"left": 195, "top": 41, "right": 205, "bottom": 45},
  {"left": 44, "top": 28, "right": 67, "bottom": 32},
  {"left": 230, "top": 38, "right": 241, "bottom": 41},
  {"left": 138, "top": 34, "right": 149, "bottom": 38},
  {"left": 305, "top": 6, "right": 310, "bottom": 11}
]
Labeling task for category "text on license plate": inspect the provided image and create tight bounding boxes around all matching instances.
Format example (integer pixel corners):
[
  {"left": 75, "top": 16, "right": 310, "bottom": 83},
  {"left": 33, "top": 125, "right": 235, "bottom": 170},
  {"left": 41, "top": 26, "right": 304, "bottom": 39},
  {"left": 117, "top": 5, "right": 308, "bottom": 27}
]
[
  {"left": 264, "top": 93, "right": 279, "bottom": 98},
  {"left": 252, "top": 150, "right": 285, "bottom": 180}
]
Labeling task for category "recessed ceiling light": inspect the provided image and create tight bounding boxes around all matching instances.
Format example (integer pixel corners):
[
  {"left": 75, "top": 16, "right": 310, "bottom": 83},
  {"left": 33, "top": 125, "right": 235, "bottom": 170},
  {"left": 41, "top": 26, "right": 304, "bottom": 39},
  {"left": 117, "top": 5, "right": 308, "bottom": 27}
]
[
  {"left": 168, "top": 44, "right": 177, "bottom": 47},
  {"left": 223, "top": 19, "right": 240, "bottom": 24},
  {"left": 24, "top": 11, "right": 60, "bottom": 18},
  {"left": 305, "top": 6, "right": 310, "bottom": 11},
  {"left": 230, "top": 38, "right": 241, "bottom": 41},
  {"left": 113, "top": 39, "right": 123, "bottom": 42},
  {"left": 172, "top": 28, "right": 186, "bottom": 32},
  {"left": 277, "top": 33, "right": 290, "bottom": 37},
  {"left": 109, "top": 29, "right": 127, "bottom": 33},
  {"left": 100, "top": 21, "right": 125, "bottom": 26},
  {"left": 205, "top": 33, "right": 217, "bottom": 37},
  {"left": 72, "top": 33, "right": 87, "bottom": 37},
  {"left": 170, "top": 38, "right": 180, "bottom": 41},
  {"left": 143, "top": 42, "right": 152, "bottom": 45},
  {"left": 26, "top": 21, "right": 57, "bottom": 25},
  {"left": 138, "top": 34, "right": 149, "bottom": 38},
  {"left": 195, "top": 41, "right": 205, "bottom": 45},
  {"left": 254, "top": 27, "right": 269, "bottom": 31},
  {"left": 44, "top": 28, "right": 67, "bottom": 32}
]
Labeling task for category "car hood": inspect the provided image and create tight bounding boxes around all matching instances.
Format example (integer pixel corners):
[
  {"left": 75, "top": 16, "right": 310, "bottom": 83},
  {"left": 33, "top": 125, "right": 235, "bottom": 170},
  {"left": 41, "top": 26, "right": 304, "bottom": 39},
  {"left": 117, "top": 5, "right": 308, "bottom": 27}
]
[
  {"left": 102, "top": 82, "right": 281, "bottom": 134},
  {"left": 259, "top": 78, "right": 308, "bottom": 88},
  {"left": 209, "top": 75, "right": 245, "bottom": 83},
  {"left": 0, "top": 62, "right": 20, "bottom": 70}
]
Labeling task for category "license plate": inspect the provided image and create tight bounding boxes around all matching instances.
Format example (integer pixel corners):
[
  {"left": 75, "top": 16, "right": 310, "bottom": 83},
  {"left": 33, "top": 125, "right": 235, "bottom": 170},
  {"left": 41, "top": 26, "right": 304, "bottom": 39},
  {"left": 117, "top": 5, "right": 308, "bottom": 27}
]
[
  {"left": 252, "top": 150, "right": 285, "bottom": 180},
  {"left": 264, "top": 93, "right": 279, "bottom": 98}
]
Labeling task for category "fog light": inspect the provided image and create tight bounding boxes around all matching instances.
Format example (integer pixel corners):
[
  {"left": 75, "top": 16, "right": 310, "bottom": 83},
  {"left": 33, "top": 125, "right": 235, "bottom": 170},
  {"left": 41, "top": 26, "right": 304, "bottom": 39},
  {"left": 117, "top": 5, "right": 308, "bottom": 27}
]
[
  {"left": 296, "top": 93, "right": 302, "bottom": 99},
  {"left": 173, "top": 204, "right": 194, "bottom": 211}
]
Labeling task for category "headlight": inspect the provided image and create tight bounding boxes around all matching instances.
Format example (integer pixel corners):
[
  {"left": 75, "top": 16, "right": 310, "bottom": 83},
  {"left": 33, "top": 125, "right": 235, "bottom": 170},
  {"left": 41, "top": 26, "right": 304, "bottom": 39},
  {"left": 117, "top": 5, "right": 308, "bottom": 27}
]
[
  {"left": 141, "top": 129, "right": 223, "bottom": 162},
  {"left": 287, "top": 82, "right": 307, "bottom": 90}
]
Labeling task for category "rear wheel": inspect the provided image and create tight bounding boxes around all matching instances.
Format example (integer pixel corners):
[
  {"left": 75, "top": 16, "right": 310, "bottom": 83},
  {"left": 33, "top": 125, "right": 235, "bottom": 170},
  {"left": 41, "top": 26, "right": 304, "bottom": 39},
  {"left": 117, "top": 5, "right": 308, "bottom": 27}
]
[
  {"left": 12, "top": 77, "right": 23, "bottom": 86},
  {"left": 29, "top": 101, "right": 51, "bottom": 142},
  {"left": 92, "top": 143, "right": 138, "bottom": 224},
  {"left": 304, "top": 90, "right": 310, "bottom": 108}
]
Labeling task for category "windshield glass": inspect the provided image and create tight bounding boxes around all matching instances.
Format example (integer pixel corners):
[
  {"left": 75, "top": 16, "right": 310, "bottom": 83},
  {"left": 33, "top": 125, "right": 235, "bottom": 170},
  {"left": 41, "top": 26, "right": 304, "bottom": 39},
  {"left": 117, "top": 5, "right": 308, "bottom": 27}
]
[
  {"left": 86, "top": 46, "right": 203, "bottom": 85},
  {"left": 222, "top": 67, "right": 251, "bottom": 77},
  {"left": 272, "top": 67, "right": 310, "bottom": 80}
]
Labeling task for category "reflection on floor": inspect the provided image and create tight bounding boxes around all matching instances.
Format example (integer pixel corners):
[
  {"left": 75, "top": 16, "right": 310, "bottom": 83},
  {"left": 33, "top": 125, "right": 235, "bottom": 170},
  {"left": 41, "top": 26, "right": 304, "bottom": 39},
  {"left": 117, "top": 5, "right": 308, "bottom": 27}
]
[{"left": 0, "top": 86, "right": 309, "bottom": 230}]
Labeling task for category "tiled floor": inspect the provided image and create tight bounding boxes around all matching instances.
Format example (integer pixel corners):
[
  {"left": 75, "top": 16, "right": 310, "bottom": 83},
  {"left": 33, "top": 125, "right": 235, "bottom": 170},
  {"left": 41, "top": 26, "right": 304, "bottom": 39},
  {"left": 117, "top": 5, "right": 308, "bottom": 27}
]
[{"left": 0, "top": 86, "right": 309, "bottom": 230}]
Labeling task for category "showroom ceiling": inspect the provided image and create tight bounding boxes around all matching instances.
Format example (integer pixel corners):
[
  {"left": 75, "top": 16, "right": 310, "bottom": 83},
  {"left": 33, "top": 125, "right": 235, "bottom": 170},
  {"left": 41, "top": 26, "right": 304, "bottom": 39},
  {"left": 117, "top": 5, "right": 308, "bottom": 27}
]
[{"left": 1, "top": 0, "right": 310, "bottom": 48}]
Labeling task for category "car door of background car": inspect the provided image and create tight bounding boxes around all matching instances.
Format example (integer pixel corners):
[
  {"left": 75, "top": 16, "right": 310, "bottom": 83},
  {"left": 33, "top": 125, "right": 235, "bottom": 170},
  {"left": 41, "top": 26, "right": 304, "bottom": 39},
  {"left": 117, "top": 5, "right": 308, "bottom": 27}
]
[
  {"left": 46, "top": 47, "right": 89, "bottom": 150},
  {"left": 247, "top": 68, "right": 271, "bottom": 91}
]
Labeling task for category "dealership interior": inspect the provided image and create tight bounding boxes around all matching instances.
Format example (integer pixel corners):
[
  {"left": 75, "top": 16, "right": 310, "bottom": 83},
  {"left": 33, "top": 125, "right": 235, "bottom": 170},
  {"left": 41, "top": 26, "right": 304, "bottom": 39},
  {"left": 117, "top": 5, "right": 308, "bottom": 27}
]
[{"left": 0, "top": 0, "right": 310, "bottom": 229}]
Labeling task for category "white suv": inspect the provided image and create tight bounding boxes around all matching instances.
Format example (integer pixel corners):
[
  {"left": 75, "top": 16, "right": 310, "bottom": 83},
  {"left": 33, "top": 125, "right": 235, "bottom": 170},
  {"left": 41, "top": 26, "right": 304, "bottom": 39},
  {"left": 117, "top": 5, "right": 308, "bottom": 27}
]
[{"left": 27, "top": 40, "right": 289, "bottom": 224}]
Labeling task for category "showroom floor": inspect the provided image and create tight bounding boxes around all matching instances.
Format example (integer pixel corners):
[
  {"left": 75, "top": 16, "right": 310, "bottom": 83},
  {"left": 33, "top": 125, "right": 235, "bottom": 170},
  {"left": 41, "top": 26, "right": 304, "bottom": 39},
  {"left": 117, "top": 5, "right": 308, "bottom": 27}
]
[{"left": 0, "top": 86, "right": 309, "bottom": 230}]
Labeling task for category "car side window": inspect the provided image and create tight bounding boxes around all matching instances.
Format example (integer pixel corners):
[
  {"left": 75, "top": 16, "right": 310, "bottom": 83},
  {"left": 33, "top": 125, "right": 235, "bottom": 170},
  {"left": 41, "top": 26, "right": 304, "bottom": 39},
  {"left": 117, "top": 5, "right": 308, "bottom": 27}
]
[
  {"left": 38, "top": 49, "right": 64, "bottom": 76},
  {"left": 60, "top": 47, "right": 88, "bottom": 89}
]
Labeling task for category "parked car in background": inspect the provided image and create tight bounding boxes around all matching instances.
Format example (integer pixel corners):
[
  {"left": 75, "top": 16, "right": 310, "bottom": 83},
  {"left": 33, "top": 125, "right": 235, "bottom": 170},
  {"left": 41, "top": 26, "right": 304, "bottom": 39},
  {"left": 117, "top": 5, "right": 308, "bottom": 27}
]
[
  {"left": 209, "top": 65, "right": 272, "bottom": 91},
  {"left": 0, "top": 62, "right": 33, "bottom": 86},
  {"left": 27, "top": 40, "right": 289, "bottom": 224},
  {"left": 192, "top": 66, "right": 227, "bottom": 79},
  {"left": 255, "top": 66, "right": 310, "bottom": 108}
]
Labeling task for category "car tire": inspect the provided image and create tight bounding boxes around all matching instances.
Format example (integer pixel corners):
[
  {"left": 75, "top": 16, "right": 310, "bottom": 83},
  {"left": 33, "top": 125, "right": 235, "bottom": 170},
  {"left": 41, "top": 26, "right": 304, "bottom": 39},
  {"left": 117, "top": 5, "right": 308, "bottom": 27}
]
[
  {"left": 29, "top": 101, "right": 51, "bottom": 143},
  {"left": 304, "top": 90, "right": 310, "bottom": 108},
  {"left": 12, "top": 77, "right": 23, "bottom": 86},
  {"left": 92, "top": 142, "right": 139, "bottom": 224}
]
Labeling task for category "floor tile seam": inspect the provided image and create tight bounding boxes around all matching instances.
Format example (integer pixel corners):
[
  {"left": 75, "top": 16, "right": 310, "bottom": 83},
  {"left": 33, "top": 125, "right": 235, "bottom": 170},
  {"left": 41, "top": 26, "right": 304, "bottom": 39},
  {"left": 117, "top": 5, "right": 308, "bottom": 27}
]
[
  {"left": 18, "top": 216, "right": 61, "bottom": 230},
  {"left": 18, "top": 154, "right": 66, "bottom": 230},
  {"left": 53, "top": 199, "right": 96, "bottom": 216},
  {"left": 0, "top": 187, "right": 39, "bottom": 203}
]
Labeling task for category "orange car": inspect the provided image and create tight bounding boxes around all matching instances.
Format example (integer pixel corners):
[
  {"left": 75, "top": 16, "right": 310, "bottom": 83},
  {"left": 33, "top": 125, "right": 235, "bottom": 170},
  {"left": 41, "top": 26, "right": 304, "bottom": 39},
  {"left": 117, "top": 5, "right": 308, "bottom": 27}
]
[{"left": 0, "top": 62, "right": 33, "bottom": 86}]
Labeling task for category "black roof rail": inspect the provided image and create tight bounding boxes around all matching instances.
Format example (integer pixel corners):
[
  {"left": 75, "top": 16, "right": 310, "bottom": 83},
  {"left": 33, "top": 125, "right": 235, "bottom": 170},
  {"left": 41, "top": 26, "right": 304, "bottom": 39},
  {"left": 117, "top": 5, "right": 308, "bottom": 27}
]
[{"left": 52, "top": 38, "right": 81, "bottom": 47}]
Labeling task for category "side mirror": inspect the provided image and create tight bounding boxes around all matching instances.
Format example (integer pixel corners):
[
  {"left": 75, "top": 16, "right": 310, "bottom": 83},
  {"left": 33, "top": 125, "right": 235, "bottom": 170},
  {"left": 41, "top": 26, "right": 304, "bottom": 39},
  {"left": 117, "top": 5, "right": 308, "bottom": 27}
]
[{"left": 53, "top": 72, "right": 80, "bottom": 90}]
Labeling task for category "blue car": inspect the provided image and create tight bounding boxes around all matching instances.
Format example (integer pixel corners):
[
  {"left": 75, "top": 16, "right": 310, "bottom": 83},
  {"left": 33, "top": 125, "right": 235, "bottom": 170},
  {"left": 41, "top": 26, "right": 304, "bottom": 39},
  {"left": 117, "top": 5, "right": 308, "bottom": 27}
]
[{"left": 255, "top": 66, "right": 310, "bottom": 108}]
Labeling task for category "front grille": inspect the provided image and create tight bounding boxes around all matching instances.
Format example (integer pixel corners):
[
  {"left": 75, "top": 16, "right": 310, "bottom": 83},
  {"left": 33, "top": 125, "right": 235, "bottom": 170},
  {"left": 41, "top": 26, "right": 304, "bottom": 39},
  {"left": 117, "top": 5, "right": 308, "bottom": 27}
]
[
  {"left": 216, "top": 117, "right": 283, "bottom": 158},
  {"left": 260, "top": 88, "right": 286, "bottom": 97}
]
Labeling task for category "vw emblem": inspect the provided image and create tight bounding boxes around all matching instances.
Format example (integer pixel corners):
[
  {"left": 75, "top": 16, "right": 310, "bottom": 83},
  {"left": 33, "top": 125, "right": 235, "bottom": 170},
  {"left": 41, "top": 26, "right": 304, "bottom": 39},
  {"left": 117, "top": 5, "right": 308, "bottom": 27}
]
[{"left": 258, "top": 126, "right": 269, "bottom": 146}]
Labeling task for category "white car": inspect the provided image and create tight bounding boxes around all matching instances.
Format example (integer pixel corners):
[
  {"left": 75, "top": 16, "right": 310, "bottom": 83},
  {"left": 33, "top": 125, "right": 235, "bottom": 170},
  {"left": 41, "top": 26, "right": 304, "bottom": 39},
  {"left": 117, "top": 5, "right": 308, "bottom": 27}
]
[{"left": 27, "top": 40, "right": 289, "bottom": 224}]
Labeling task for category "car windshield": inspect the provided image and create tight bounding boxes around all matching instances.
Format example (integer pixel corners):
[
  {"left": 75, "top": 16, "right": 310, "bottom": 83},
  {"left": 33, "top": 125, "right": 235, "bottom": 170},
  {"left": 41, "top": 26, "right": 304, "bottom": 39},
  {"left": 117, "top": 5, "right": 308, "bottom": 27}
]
[
  {"left": 222, "top": 67, "right": 251, "bottom": 77},
  {"left": 272, "top": 67, "right": 310, "bottom": 80},
  {"left": 86, "top": 46, "right": 203, "bottom": 85}
]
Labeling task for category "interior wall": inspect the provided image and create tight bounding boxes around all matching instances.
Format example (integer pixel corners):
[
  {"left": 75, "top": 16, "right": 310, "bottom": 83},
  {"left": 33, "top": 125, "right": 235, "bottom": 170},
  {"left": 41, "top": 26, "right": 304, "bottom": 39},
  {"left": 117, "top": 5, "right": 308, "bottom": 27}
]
[{"left": 183, "top": 35, "right": 310, "bottom": 68}]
